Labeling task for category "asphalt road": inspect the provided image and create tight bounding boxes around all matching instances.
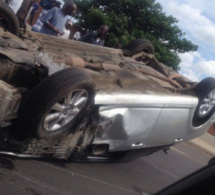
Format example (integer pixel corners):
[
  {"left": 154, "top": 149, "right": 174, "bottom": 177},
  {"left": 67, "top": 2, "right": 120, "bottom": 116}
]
[{"left": 0, "top": 142, "right": 212, "bottom": 195}]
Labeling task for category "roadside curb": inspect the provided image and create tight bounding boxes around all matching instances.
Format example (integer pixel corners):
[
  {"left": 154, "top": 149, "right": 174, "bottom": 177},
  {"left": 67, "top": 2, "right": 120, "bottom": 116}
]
[{"left": 187, "top": 133, "right": 215, "bottom": 156}]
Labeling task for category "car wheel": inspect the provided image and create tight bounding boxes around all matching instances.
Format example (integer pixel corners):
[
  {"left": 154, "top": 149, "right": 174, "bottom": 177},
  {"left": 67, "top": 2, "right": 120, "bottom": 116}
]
[
  {"left": 0, "top": 2, "right": 20, "bottom": 35},
  {"left": 19, "top": 68, "right": 96, "bottom": 139},
  {"left": 193, "top": 77, "right": 215, "bottom": 127},
  {"left": 123, "top": 38, "right": 154, "bottom": 56}
]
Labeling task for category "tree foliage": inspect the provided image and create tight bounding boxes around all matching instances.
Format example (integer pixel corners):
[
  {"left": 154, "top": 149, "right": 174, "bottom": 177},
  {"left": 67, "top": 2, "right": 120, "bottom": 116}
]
[{"left": 65, "top": 0, "right": 198, "bottom": 71}]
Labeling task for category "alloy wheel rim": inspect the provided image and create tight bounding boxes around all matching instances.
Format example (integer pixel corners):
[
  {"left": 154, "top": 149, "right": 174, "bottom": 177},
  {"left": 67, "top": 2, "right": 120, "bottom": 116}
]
[
  {"left": 199, "top": 89, "right": 215, "bottom": 117},
  {"left": 43, "top": 89, "right": 88, "bottom": 132}
]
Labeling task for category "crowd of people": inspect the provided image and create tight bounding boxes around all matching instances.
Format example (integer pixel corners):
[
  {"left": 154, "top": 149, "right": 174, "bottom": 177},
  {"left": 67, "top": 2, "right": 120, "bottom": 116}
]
[{"left": 5, "top": 0, "right": 109, "bottom": 46}]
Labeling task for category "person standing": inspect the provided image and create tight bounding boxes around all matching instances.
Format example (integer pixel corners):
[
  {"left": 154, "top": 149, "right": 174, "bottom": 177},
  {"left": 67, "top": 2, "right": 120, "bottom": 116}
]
[
  {"left": 32, "top": 9, "right": 48, "bottom": 32},
  {"left": 39, "top": 2, "right": 77, "bottom": 36},
  {"left": 16, "top": 0, "right": 36, "bottom": 27},
  {"left": 78, "top": 25, "right": 109, "bottom": 46}
]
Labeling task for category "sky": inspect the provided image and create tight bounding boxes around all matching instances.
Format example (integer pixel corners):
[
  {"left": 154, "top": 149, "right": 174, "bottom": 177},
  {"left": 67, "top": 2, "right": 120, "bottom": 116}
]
[{"left": 156, "top": 0, "right": 215, "bottom": 81}]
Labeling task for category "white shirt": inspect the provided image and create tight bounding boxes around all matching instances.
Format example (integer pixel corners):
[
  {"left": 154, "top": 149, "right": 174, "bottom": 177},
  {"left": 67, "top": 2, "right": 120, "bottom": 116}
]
[
  {"left": 61, "top": 28, "right": 70, "bottom": 39},
  {"left": 8, "top": 0, "right": 23, "bottom": 14},
  {"left": 74, "top": 31, "right": 81, "bottom": 40}
]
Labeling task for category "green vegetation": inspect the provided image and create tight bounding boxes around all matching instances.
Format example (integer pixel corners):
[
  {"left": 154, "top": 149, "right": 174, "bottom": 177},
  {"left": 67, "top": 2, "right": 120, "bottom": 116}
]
[{"left": 65, "top": 0, "right": 198, "bottom": 71}]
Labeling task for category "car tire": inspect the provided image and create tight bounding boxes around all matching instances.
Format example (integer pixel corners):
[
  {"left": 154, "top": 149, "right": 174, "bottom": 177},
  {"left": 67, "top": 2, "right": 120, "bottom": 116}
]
[
  {"left": 193, "top": 77, "right": 215, "bottom": 127},
  {"left": 124, "top": 38, "right": 154, "bottom": 56},
  {"left": 19, "top": 68, "right": 96, "bottom": 139},
  {"left": 0, "top": 2, "right": 20, "bottom": 35}
]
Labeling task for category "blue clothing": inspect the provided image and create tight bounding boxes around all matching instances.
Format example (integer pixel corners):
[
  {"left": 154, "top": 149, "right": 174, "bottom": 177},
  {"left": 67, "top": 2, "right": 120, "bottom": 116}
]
[
  {"left": 78, "top": 31, "right": 105, "bottom": 46},
  {"left": 32, "top": 3, "right": 39, "bottom": 12},
  {"left": 39, "top": 7, "right": 69, "bottom": 36}
]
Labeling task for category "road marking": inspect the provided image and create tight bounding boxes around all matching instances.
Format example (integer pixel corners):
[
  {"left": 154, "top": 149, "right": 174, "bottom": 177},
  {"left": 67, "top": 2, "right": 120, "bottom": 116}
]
[
  {"left": 171, "top": 147, "right": 190, "bottom": 158},
  {"left": 35, "top": 161, "right": 138, "bottom": 194}
]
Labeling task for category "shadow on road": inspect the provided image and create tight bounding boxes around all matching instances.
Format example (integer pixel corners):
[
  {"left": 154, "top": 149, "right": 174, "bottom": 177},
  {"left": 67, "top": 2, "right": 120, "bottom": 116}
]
[{"left": 0, "top": 156, "right": 16, "bottom": 170}]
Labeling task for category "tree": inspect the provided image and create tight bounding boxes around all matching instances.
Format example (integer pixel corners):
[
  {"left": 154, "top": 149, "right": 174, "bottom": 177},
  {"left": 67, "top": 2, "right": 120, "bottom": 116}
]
[{"left": 65, "top": 0, "right": 198, "bottom": 71}]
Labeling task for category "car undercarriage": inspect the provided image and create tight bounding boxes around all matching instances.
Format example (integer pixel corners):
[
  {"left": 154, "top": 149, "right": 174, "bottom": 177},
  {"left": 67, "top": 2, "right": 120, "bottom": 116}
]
[{"left": 0, "top": 20, "right": 215, "bottom": 161}]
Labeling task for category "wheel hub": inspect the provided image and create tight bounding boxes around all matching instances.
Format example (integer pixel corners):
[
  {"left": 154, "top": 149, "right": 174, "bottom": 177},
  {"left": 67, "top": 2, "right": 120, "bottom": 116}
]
[{"left": 62, "top": 106, "right": 71, "bottom": 115}]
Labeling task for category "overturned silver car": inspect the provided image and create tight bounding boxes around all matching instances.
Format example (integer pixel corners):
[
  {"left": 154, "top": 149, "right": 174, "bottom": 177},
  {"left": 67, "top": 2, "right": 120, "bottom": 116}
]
[{"left": 0, "top": 24, "right": 215, "bottom": 161}]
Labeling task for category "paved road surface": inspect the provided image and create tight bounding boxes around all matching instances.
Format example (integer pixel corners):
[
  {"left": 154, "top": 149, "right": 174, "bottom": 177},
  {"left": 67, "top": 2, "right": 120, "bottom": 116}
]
[{"left": 0, "top": 142, "right": 212, "bottom": 195}]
